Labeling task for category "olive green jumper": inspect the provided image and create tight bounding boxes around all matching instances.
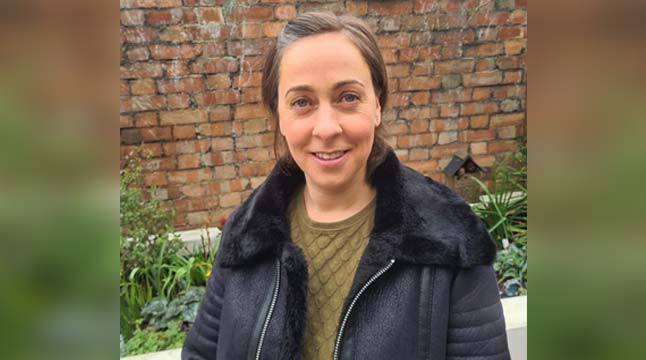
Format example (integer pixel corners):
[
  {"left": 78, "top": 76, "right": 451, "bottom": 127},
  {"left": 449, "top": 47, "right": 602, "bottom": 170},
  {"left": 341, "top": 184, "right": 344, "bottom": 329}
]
[{"left": 288, "top": 188, "right": 376, "bottom": 360}]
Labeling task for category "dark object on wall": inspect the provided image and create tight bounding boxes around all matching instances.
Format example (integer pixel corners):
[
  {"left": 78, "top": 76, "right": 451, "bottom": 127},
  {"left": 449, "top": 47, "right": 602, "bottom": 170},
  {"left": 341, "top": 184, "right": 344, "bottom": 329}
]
[
  {"left": 443, "top": 155, "right": 486, "bottom": 179},
  {"left": 443, "top": 156, "right": 488, "bottom": 203}
]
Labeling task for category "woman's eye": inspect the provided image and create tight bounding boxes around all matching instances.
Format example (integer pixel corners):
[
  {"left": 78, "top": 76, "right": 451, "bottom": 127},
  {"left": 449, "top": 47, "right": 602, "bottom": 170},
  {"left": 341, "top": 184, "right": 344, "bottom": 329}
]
[
  {"left": 292, "top": 98, "right": 310, "bottom": 108},
  {"left": 341, "top": 94, "right": 359, "bottom": 103}
]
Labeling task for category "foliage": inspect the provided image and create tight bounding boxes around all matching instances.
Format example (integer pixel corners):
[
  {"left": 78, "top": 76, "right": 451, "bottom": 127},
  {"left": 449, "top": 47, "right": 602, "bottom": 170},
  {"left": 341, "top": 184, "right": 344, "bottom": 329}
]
[
  {"left": 123, "top": 321, "right": 186, "bottom": 357},
  {"left": 141, "top": 287, "right": 206, "bottom": 331},
  {"left": 120, "top": 147, "right": 184, "bottom": 338},
  {"left": 120, "top": 147, "right": 222, "bottom": 348},
  {"left": 471, "top": 138, "right": 527, "bottom": 296}
]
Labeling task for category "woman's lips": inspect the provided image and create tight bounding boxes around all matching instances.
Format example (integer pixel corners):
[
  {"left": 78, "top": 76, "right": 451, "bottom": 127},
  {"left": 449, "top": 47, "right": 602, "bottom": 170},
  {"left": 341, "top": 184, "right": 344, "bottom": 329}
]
[{"left": 311, "top": 150, "right": 349, "bottom": 167}]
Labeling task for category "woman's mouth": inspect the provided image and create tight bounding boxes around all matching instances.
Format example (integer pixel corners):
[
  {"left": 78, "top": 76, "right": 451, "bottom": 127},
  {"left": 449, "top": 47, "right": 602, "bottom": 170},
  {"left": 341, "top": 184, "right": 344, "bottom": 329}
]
[{"left": 313, "top": 150, "right": 346, "bottom": 160}]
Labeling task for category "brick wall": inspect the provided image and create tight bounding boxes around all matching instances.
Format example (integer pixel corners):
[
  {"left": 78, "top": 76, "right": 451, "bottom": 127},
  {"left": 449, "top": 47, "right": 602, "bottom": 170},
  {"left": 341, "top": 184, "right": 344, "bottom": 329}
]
[{"left": 120, "top": 0, "right": 527, "bottom": 230}]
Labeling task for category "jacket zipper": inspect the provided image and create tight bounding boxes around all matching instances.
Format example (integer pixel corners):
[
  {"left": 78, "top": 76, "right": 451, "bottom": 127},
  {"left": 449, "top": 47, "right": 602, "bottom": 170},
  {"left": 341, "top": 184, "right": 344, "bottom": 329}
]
[
  {"left": 255, "top": 258, "right": 281, "bottom": 360},
  {"left": 333, "top": 259, "right": 396, "bottom": 360}
]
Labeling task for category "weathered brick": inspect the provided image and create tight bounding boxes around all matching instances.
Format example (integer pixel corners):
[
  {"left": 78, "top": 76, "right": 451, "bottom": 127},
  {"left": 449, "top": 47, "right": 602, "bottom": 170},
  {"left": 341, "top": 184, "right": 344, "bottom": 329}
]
[
  {"left": 130, "top": 79, "right": 156, "bottom": 95},
  {"left": 346, "top": 1, "right": 368, "bottom": 16},
  {"left": 219, "top": 192, "right": 242, "bottom": 207},
  {"left": 504, "top": 39, "right": 526, "bottom": 55},
  {"left": 191, "top": 58, "right": 239, "bottom": 74},
  {"left": 274, "top": 5, "right": 297, "bottom": 20},
  {"left": 177, "top": 154, "right": 201, "bottom": 169},
  {"left": 146, "top": 9, "right": 180, "bottom": 25},
  {"left": 470, "top": 142, "right": 487, "bottom": 155},
  {"left": 463, "top": 71, "right": 502, "bottom": 87},
  {"left": 167, "top": 94, "right": 191, "bottom": 109},
  {"left": 499, "top": 26, "right": 524, "bottom": 40},
  {"left": 121, "top": 128, "right": 142, "bottom": 145},
  {"left": 134, "top": 112, "right": 158, "bottom": 127},
  {"left": 160, "top": 110, "right": 208, "bottom": 125},
  {"left": 194, "top": 90, "right": 239, "bottom": 106},
  {"left": 197, "top": 7, "right": 223, "bottom": 23},
  {"left": 126, "top": 47, "right": 150, "bottom": 62},
  {"left": 214, "top": 165, "right": 237, "bottom": 180},
  {"left": 122, "top": 27, "right": 158, "bottom": 43},
  {"left": 438, "top": 131, "right": 458, "bottom": 144},
  {"left": 503, "top": 70, "right": 523, "bottom": 84},
  {"left": 434, "top": 29, "right": 475, "bottom": 44},
  {"left": 144, "top": 172, "right": 168, "bottom": 186},
  {"left": 488, "top": 141, "right": 518, "bottom": 153},
  {"left": 490, "top": 113, "right": 525, "bottom": 127},
  {"left": 211, "top": 137, "right": 234, "bottom": 151},
  {"left": 470, "top": 115, "right": 490, "bottom": 129},
  {"left": 157, "top": 76, "right": 204, "bottom": 93},
  {"left": 262, "top": 21, "right": 285, "bottom": 37},
  {"left": 120, "top": 0, "right": 181, "bottom": 9},
  {"left": 121, "top": 63, "right": 163, "bottom": 79},
  {"left": 377, "top": 33, "right": 411, "bottom": 48},
  {"left": 368, "top": 0, "right": 412, "bottom": 15},
  {"left": 430, "top": 143, "right": 469, "bottom": 159},
  {"left": 121, "top": 10, "right": 145, "bottom": 26},
  {"left": 173, "top": 125, "right": 196, "bottom": 139},
  {"left": 121, "top": 95, "right": 166, "bottom": 112},
  {"left": 435, "top": 59, "right": 474, "bottom": 74},
  {"left": 230, "top": 6, "right": 273, "bottom": 22},
  {"left": 141, "top": 127, "right": 172, "bottom": 141},
  {"left": 400, "top": 76, "right": 442, "bottom": 91}
]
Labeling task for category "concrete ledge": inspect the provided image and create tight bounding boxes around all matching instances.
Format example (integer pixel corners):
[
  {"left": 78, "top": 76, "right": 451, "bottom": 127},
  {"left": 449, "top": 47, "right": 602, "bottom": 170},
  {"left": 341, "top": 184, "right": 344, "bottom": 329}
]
[{"left": 122, "top": 295, "right": 527, "bottom": 360}]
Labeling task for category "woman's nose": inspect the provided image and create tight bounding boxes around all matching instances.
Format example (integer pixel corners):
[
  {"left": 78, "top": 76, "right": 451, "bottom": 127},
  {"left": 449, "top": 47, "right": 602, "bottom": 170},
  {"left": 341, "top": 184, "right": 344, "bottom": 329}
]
[{"left": 311, "top": 103, "right": 342, "bottom": 139}]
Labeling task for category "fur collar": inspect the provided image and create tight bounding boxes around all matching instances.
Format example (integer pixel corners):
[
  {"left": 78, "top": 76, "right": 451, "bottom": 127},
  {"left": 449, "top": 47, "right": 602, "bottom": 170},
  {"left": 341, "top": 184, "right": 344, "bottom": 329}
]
[{"left": 217, "top": 149, "right": 496, "bottom": 269}]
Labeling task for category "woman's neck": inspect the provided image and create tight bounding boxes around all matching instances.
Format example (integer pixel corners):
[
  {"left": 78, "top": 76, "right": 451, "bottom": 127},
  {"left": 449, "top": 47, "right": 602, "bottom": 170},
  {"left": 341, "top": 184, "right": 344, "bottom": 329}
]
[{"left": 302, "top": 175, "right": 376, "bottom": 223}]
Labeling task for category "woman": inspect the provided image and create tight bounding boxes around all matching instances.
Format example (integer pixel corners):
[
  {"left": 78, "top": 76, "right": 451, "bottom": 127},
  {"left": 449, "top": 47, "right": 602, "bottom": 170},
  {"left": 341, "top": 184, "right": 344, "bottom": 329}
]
[{"left": 183, "top": 12, "right": 510, "bottom": 360}]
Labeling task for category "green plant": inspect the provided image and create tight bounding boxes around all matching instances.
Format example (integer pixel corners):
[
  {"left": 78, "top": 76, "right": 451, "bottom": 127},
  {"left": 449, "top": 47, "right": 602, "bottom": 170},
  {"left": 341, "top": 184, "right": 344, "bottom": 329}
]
[
  {"left": 141, "top": 287, "right": 206, "bottom": 331},
  {"left": 120, "top": 147, "right": 184, "bottom": 338},
  {"left": 471, "top": 138, "right": 527, "bottom": 296},
  {"left": 124, "top": 321, "right": 186, "bottom": 356}
]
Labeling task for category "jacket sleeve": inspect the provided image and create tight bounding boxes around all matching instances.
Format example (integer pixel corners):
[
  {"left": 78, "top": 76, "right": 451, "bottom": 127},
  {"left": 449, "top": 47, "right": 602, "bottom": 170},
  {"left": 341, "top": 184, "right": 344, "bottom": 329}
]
[
  {"left": 446, "top": 265, "right": 511, "bottom": 360},
  {"left": 182, "top": 247, "right": 227, "bottom": 360}
]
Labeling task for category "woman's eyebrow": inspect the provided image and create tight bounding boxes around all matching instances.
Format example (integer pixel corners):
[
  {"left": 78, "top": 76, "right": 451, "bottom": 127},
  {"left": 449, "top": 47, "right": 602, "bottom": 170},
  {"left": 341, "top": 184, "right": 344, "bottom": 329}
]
[{"left": 284, "top": 80, "right": 366, "bottom": 98}]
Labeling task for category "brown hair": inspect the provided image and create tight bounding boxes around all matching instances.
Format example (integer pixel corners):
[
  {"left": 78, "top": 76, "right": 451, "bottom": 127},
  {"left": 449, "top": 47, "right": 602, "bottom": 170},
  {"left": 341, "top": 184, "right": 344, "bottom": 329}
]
[{"left": 261, "top": 11, "right": 390, "bottom": 179}]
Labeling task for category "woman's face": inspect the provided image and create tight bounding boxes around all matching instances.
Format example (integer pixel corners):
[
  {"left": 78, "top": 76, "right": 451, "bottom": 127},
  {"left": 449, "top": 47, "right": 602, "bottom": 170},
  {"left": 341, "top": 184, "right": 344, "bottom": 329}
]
[{"left": 277, "top": 32, "right": 381, "bottom": 192}]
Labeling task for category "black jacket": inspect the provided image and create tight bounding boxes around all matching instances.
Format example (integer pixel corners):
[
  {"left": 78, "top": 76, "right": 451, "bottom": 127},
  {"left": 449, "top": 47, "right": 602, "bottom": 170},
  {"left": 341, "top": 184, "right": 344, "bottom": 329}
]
[{"left": 182, "top": 150, "right": 511, "bottom": 360}]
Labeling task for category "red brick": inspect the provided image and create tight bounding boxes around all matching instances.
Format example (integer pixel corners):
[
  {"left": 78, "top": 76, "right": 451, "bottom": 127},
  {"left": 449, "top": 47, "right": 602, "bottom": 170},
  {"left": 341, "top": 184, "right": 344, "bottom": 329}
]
[
  {"left": 209, "top": 106, "right": 232, "bottom": 121},
  {"left": 234, "top": 72, "right": 263, "bottom": 88},
  {"left": 463, "top": 129, "right": 496, "bottom": 141},
  {"left": 368, "top": 1, "right": 412, "bottom": 15},
  {"left": 434, "top": 59, "right": 475, "bottom": 74},
  {"left": 435, "top": 29, "right": 475, "bottom": 44},
  {"left": 140, "top": 127, "right": 172, "bottom": 141},
  {"left": 405, "top": 160, "right": 438, "bottom": 174},
  {"left": 396, "top": 133, "right": 436, "bottom": 148},
  {"left": 490, "top": 113, "right": 525, "bottom": 127},
  {"left": 212, "top": 137, "right": 234, "bottom": 151},
  {"left": 146, "top": 10, "right": 178, "bottom": 25},
  {"left": 496, "top": 55, "right": 524, "bottom": 70},
  {"left": 430, "top": 89, "right": 472, "bottom": 103},
  {"left": 197, "top": 122, "right": 231, "bottom": 137},
  {"left": 179, "top": 184, "right": 206, "bottom": 198},
  {"left": 144, "top": 171, "right": 168, "bottom": 186},
  {"left": 173, "top": 125, "right": 195, "bottom": 139},
  {"left": 177, "top": 154, "right": 201, "bottom": 169},
  {"left": 234, "top": 22, "right": 263, "bottom": 39},
  {"left": 274, "top": 5, "right": 296, "bottom": 20},
  {"left": 440, "top": 104, "right": 459, "bottom": 118},
  {"left": 160, "top": 110, "right": 208, "bottom": 125},
  {"left": 126, "top": 47, "right": 149, "bottom": 62},
  {"left": 191, "top": 58, "right": 239, "bottom": 74},
  {"left": 510, "top": 9, "right": 527, "bottom": 24},
  {"left": 230, "top": 6, "right": 273, "bottom": 22},
  {"left": 168, "top": 168, "right": 212, "bottom": 184},
  {"left": 470, "top": 142, "right": 487, "bottom": 155},
  {"left": 381, "top": 48, "right": 398, "bottom": 64},
  {"left": 472, "top": 88, "right": 491, "bottom": 101},
  {"left": 122, "top": 27, "right": 158, "bottom": 43},
  {"left": 167, "top": 94, "right": 190, "bottom": 109},
  {"left": 346, "top": 1, "right": 368, "bottom": 16},
  {"left": 235, "top": 134, "right": 273, "bottom": 149},
  {"left": 387, "top": 64, "right": 410, "bottom": 78},
  {"left": 120, "top": 81, "right": 130, "bottom": 96},
  {"left": 120, "top": 0, "right": 181, "bottom": 8},
  {"left": 194, "top": 90, "right": 239, "bottom": 106},
  {"left": 165, "top": 61, "right": 189, "bottom": 77},
  {"left": 503, "top": 70, "right": 523, "bottom": 84},
  {"left": 121, "top": 63, "right": 163, "bottom": 79},
  {"left": 475, "top": 58, "right": 495, "bottom": 71},
  {"left": 460, "top": 102, "right": 499, "bottom": 116},
  {"left": 467, "top": 43, "right": 503, "bottom": 57},
  {"left": 430, "top": 144, "right": 469, "bottom": 159},
  {"left": 411, "top": 92, "right": 430, "bottom": 106},
  {"left": 499, "top": 26, "right": 524, "bottom": 40},
  {"left": 206, "top": 74, "right": 232, "bottom": 90},
  {"left": 470, "top": 115, "right": 489, "bottom": 129},
  {"left": 121, "top": 95, "right": 166, "bottom": 112},
  {"left": 262, "top": 21, "right": 284, "bottom": 37},
  {"left": 134, "top": 112, "right": 158, "bottom": 127},
  {"left": 504, "top": 39, "right": 526, "bottom": 55},
  {"left": 409, "top": 119, "right": 429, "bottom": 134},
  {"left": 150, "top": 44, "right": 201, "bottom": 60},
  {"left": 130, "top": 79, "right": 156, "bottom": 95},
  {"left": 386, "top": 92, "right": 410, "bottom": 107},
  {"left": 120, "top": 115, "right": 133, "bottom": 128},
  {"left": 462, "top": 71, "right": 502, "bottom": 87},
  {"left": 121, "top": 10, "right": 145, "bottom": 26},
  {"left": 197, "top": 8, "right": 223, "bottom": 23},
  {"left": 214, "top": 165, "right": 237, "bottom": 180},
  {"left": 488, "top": 141, "right": 518, "bottom": 153},
  {"left": 377, "top": 34, "right": 411, "bottom": 48},
  {"left": 157, "top": 76, "right": 204, "bottom": 93},
  {"left": 247, "top": 148, "right": 271, "bottom": 162},
  {"left": 159, "top": 25, "right": 193, "bottom": 43},
  {"left": 400, "top": 76, "right": 442, "bottom": 91}
]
